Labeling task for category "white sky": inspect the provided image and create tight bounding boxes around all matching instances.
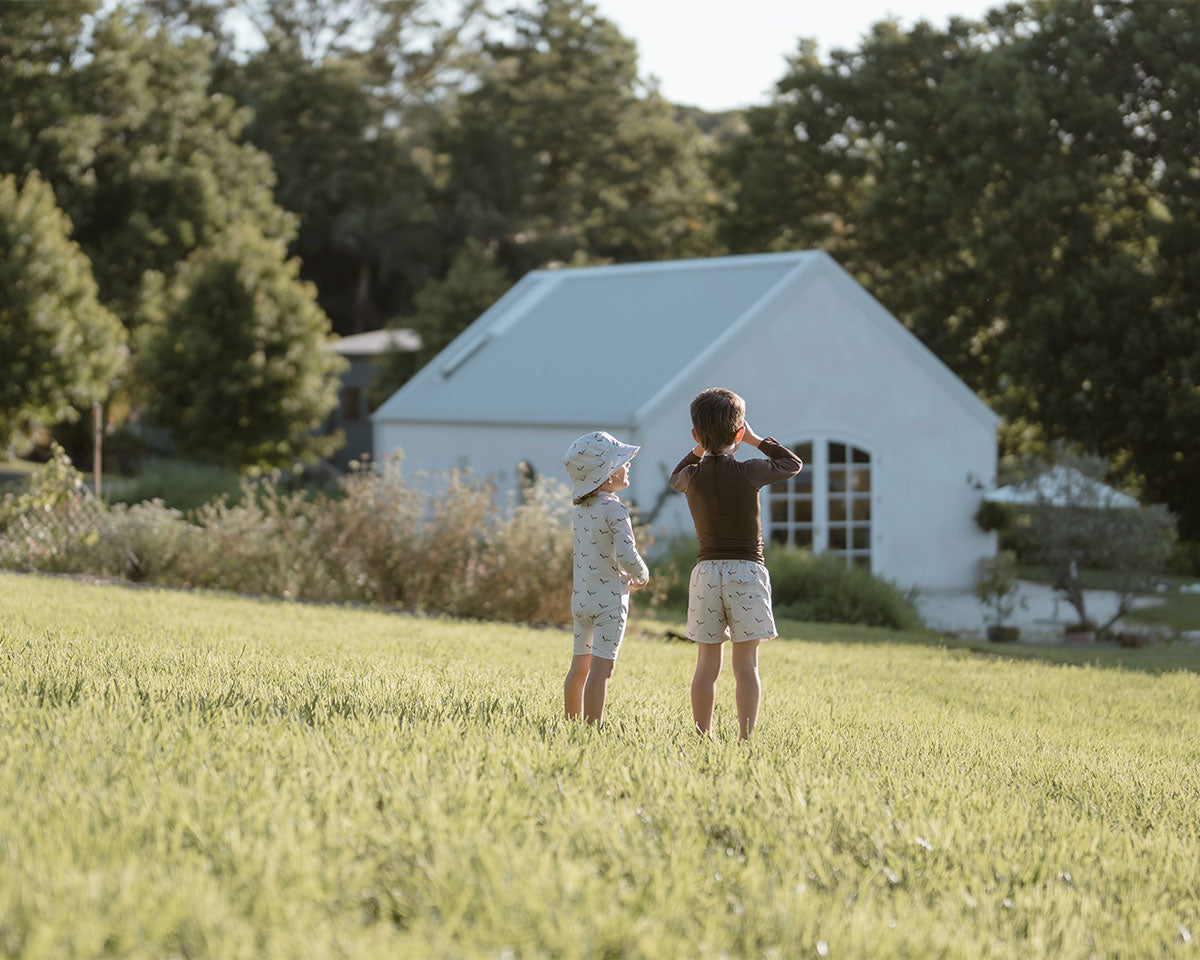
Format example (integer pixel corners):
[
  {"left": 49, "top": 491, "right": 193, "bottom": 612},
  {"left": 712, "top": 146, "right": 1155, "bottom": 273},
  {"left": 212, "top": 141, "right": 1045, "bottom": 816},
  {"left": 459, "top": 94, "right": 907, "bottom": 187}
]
[{"left": 589, "top": 0, "right": 1001, "bottom": 111}]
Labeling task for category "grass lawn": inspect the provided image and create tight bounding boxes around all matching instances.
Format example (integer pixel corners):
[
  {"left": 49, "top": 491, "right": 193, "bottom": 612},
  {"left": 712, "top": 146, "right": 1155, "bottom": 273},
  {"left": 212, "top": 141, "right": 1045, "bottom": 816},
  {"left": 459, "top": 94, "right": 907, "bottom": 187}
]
[{"left": 2, "top": 572, "right": 1198, "bottom": 958}]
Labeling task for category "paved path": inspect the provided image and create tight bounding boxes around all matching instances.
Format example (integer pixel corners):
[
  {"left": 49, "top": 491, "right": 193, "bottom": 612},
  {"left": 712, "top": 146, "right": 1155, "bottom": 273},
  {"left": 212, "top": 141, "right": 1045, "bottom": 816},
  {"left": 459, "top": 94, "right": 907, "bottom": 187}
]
[{"left": 915, "top": 580, "right": 1164, "bottom": 642}]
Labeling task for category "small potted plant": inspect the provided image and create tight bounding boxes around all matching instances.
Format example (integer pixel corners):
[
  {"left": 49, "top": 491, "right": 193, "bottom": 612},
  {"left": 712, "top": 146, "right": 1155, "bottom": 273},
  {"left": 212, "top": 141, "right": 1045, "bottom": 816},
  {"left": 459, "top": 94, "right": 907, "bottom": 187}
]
[{"left": 976, "top": 550, "right": 1026, "bottom": 643}]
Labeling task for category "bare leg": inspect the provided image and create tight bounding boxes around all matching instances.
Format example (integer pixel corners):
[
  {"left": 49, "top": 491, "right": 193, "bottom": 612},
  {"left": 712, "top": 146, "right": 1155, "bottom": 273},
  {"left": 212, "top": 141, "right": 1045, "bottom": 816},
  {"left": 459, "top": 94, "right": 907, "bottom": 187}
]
[
  {"left": 565, "top": 653, "right": 591, "bottom": 720},
  {"left": 731, "top": 639, "right": 761, "bottom": 741},
  {"left": 582, "top": 656, "right": 615, "bottom": 726},
  {"left": 691, "top": 643, "right": 724, "bottom": 736}
]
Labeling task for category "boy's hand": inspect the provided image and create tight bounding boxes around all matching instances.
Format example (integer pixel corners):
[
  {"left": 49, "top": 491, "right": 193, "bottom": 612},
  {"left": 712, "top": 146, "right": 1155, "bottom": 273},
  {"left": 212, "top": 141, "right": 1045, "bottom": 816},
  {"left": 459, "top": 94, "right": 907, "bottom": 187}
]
[
  {"left": 629, "top": 576, "right": 649, "bottom": 591},
  {"left": 741, "top": 421, "right": 764, "bottom": 447}
]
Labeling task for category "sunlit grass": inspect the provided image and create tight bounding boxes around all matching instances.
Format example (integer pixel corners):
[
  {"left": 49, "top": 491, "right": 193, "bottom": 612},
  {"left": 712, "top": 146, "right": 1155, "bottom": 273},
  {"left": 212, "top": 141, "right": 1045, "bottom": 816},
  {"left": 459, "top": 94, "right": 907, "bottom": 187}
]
[{"left": 1, "top": 572, "right": 1198, "bottom": 958}]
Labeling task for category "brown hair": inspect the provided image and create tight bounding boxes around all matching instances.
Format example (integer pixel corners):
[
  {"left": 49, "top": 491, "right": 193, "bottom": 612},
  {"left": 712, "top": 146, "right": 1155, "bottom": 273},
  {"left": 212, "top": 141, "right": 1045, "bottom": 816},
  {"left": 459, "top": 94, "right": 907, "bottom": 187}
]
[{"left": 690, "top": 388, "right": 745, "bottom": 452}]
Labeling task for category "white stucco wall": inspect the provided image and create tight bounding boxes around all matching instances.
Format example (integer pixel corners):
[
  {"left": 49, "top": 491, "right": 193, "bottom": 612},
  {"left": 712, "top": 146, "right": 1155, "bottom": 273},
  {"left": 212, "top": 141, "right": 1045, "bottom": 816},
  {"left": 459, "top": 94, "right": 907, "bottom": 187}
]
[{"left": 634, "top": 270, "right": 997, "bottom": 591}]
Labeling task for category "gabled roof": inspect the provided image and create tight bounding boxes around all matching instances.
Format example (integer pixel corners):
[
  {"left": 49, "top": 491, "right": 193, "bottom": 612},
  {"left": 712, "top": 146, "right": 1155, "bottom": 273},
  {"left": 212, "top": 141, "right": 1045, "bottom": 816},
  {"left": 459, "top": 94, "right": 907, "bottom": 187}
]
[{"left": 373, "top": 251, "right": 998, "bottom": 430}]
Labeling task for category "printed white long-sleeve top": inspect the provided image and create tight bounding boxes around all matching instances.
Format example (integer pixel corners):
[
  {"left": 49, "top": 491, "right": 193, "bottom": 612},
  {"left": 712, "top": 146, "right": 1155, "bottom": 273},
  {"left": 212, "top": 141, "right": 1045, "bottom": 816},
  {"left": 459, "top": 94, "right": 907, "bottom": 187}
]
[{"left": 571, "top": 492, "right": 649, "bottom": 616}]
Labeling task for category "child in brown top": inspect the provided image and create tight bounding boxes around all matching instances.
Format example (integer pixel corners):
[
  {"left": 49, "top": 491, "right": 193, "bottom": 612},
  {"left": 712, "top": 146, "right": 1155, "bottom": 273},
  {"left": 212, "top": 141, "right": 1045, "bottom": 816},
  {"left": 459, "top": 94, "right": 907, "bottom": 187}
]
[{"left": 669, "top": 388, "right": 802, "bottom": 740}]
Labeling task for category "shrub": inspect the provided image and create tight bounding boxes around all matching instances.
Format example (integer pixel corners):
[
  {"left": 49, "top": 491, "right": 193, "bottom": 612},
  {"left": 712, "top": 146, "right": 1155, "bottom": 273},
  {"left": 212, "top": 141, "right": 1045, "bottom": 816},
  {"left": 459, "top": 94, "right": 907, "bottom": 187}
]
[
  {"left": 0, "top": 443, "right": 112, "bottom": 572},
  {"left": 648, "top": 540, "right": 923, "bottom": 630},
  {"left": 0, "top": 450, "right": 575, "bottom": 627},
  {"left": 766, "top": 547, "right": 922, "bottom": 630}
]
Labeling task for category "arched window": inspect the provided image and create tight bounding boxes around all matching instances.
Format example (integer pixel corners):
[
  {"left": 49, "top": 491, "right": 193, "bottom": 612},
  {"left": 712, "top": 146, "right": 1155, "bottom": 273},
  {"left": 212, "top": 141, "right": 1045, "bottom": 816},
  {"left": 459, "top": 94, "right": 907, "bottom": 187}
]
[{"left": 767, "top": 439, "right": 873, "bottom": 569}]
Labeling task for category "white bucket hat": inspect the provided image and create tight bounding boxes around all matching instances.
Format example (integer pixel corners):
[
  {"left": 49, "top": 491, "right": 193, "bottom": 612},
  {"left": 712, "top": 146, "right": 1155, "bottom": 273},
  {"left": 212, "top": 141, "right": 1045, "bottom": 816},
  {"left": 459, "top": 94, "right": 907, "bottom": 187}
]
[{"left": 563, "top": 431, "right": 640, "bottom": 502}]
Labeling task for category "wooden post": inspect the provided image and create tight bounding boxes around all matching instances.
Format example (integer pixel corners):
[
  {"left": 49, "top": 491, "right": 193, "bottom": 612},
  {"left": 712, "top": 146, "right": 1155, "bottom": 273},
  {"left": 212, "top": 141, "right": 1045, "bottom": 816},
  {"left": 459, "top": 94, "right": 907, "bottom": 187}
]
[{"left": 92, "top": 400, "right": 102, "bottom": 498}]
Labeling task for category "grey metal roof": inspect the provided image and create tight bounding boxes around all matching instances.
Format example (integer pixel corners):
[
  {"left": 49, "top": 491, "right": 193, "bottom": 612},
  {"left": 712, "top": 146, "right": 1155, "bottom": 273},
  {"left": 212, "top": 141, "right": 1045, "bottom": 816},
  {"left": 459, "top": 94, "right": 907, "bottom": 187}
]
[
  {"left": 373, "top": 252, "right": 813, "bottom": 426},
  {"left": 373, "top": 250, "right": 999, "bottom": 429}
]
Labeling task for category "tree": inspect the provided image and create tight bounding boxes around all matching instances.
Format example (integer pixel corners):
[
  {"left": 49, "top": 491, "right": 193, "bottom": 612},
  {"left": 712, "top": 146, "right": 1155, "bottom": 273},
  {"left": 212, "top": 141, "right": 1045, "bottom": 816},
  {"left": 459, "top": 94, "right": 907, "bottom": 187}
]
[
  {"left": 69, "top": 9, "right": 296, "bottom": 323},
  {"left": 1017, "top": 451, "right": 1175, "bottom": 635},
  {"left": 0, "top": 173, "right": 126, "bottom": 452},
  {"left": 138, "top": 224, "right": 346, "bottom": 468},
  {"left": 223, "top": 48, "right": 436, "bottom": 334},
  {"left": 441, "top": 0, "right": 720, "bottom": 279},
  {"left": 0, "top": 6, "right": 296, "bottom": 327},
  {"left": 142, "top": 0, "right": 490, "bottom": 335},
  {"left": 717, "top": 1, "right": 1200, "bottom": 537}
]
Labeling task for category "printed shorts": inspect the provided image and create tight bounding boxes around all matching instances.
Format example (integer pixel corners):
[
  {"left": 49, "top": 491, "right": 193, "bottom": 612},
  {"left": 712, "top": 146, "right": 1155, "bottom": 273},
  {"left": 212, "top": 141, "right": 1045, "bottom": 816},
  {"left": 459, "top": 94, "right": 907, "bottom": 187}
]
[
  {"left": 573, "top": 600, "right": 629, "bottom": 661},
  {"left": 686, "top": 560, "right": 777, "bottom": 644}
]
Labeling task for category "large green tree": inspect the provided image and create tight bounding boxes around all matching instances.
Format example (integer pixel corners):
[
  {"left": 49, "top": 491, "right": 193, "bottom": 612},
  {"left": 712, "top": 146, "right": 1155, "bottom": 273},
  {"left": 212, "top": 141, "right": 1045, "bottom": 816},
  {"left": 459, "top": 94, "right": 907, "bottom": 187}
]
[
  {"left": 0, "top": 1, "right": 97, "bottom": 184},
  {"left": 0, "top": 173, "right": 126, "bottom": 451},
  {"left": 137, "top": 224, "right": 346, "bottom": 468},
  {"left": 144, "top": 0, "right": 488, "bottom": 334},
  {"left": 441, "top": 0, "right": 720, "bottom": 279},
  {"left": 718, "top": 0, "right": 1200, "bottom": 536},
  {"left": 69, "top": 10, "right": 295, "bottom": 323},
  {"left": 222, "top": 48, "right": 436, "bottom": 334}
]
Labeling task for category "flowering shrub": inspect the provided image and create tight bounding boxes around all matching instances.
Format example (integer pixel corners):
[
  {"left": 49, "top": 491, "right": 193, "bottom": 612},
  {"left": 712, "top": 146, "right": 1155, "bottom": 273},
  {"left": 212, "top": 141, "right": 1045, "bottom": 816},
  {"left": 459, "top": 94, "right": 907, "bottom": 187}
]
[{"left": 0, "top": 452, "right": 575, "bottom": 626}]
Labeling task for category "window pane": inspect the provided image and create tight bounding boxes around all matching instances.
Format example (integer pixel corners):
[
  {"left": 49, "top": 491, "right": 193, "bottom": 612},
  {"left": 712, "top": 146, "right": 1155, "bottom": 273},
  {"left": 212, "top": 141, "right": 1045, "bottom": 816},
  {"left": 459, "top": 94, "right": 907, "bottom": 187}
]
[
  {"left": 792, "top": 470, "right": 812, "bottom": 492},
  {"left": 770, "top": 528, "right": 789, "bottom": 546},
  {"left": 793, "top": 442, "right": 813, "bottom": 462},
  {"left": 795, "top": 499, "right": 812, "bottom": 523},
  {"left": 794, "top": 528, "right": 813, "bottom": 547},
  {"left": 851, "top": 497, "right": 870, "bottom": 521},
  {"left": 829, "top": 468, "right": 847, "bottom": 492},
  {"left": 770, "top": 498, "right": 789, "bottom": 523},
  {"left": 852, "top": 527, "right": 870, "bottom": 550},
  {"left": 852, "top": 446, "right": 870, "bottom": 464},
  {"left": 828, "top": 498, "right": 846, "bottom": 522},
  {"left": 828, "top": 442, "right": 847, "bottom": 464},
  {"left": 850, "top": 469, "right": 870, "bottom": 493},
  {"left": 829, "top": 528, "right": 847, "bottom": 550},
  {"left": 341, "top": 387, "right": 362, "bottom": 421},
  {"left": 852, "top": 555, "right": 871, "bottom": 569}
]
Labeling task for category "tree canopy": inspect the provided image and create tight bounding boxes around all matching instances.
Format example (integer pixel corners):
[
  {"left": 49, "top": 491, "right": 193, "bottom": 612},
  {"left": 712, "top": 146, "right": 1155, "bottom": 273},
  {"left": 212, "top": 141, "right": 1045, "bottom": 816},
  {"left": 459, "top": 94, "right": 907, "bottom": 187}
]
[
  {"left": 138, "top": 224, "right": 346, "bottom": 468},
  {"left": 0, "top": 173, "right": 126, "bottom": 451},
  {"left": 718, "top": 0, "right": 1200, "bottom": 536}
]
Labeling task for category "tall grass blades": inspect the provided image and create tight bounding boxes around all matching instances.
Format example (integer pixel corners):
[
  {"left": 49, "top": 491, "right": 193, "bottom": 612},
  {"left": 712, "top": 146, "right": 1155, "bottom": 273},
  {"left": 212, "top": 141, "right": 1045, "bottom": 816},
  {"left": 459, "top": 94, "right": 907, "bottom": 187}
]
[{"left": 2, "top": 572, "right": 1199, "bottom": 958}]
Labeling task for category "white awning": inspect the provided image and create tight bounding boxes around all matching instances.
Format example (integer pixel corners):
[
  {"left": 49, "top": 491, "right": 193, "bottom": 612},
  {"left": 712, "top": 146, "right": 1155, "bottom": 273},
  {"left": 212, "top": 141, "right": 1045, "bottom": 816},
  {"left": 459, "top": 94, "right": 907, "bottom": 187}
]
[{"left": 984, "top": 465, "right": 1138, "bottom": 509}]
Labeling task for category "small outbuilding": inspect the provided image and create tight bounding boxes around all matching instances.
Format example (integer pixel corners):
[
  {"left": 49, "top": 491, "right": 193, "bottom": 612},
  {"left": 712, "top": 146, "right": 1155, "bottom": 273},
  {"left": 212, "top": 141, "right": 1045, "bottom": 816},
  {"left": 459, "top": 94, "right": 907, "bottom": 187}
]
[
  {"left": 324, "top": 328, "right": 420, "bottom": 469},
  {"left": 373, "top": 251, "right": 999, "bottom": 590}
]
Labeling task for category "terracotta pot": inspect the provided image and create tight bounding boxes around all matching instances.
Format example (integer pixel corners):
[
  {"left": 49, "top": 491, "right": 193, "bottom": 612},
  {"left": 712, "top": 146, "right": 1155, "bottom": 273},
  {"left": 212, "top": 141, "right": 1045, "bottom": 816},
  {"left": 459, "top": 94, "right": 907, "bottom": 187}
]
[{"left": 987, "top": 625, "right": 1020, "bottom": 643}]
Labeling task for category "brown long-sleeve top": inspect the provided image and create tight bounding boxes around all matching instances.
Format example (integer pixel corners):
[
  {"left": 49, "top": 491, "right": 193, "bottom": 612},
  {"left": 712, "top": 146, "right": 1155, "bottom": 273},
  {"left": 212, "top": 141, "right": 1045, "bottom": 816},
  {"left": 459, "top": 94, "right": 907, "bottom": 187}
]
[{"left": 669, "top": 437, "right": 803, "bottom": 564}]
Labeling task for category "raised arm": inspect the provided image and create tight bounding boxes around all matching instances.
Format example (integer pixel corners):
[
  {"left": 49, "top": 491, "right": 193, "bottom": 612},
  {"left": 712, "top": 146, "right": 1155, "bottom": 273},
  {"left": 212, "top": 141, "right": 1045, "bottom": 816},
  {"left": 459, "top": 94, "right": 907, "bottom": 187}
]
[
  {"left": 669, "top": 442, "right": 703, "bottom": 493},
  {"left": 741, "top": 425, "right": 803, "bottom": 487}
]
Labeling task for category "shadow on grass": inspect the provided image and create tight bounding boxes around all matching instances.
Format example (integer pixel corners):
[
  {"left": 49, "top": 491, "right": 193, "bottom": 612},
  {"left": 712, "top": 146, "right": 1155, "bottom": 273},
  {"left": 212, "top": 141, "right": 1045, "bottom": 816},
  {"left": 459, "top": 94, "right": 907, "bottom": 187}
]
[{"left": 632, "top": 608, "right": 1200, "bottom": 677}]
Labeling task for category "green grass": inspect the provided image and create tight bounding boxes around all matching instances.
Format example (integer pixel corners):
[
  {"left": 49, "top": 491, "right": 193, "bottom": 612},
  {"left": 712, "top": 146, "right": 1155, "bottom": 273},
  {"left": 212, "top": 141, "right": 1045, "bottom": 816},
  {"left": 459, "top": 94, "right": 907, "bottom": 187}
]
[
  {"left": 1124, "top": 589, "right": 1200, "bottom": 634},
  {"left": 2, "top": 573, "right": 1199, "bottom": 959}
]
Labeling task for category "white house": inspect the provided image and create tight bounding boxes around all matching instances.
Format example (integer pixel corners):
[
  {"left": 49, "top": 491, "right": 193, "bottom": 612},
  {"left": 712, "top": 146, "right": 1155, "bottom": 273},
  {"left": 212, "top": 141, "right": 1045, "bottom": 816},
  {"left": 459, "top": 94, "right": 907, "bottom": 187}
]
[{"left": 373, "top": 251, "right": 999, "bottom": 590}]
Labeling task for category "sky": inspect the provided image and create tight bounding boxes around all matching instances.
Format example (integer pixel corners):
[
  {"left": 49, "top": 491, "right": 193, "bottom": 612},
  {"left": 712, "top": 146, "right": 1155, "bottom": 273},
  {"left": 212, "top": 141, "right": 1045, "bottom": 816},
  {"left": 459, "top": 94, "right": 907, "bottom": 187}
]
[{"left": 588, "top": 0, "right": 1001, "bottom": 111}]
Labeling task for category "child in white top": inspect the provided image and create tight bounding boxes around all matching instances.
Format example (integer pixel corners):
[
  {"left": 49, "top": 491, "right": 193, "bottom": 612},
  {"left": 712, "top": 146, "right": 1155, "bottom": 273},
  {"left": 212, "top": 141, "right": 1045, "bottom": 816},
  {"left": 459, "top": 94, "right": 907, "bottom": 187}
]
[{"left": 562, "top": 431, "right": 650, "bottom": 725}]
